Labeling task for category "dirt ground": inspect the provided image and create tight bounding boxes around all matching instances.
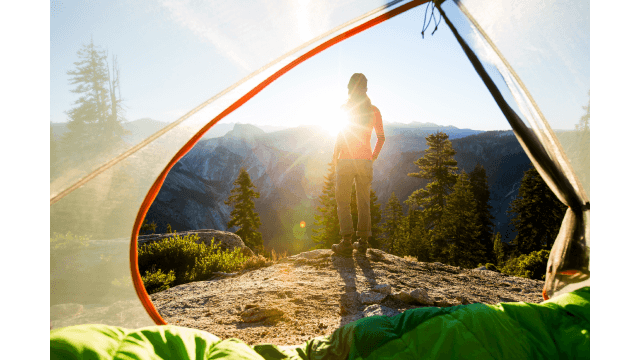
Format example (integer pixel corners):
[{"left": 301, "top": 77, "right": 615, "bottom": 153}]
[{"left": 150, "top": 249, "right": 544, "bottom": 346}]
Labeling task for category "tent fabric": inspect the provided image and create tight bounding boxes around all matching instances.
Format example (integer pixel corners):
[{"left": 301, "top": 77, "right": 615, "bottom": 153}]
[
  {"left": 435, "top": 0, "right": 589, "bottom": 299},
  {"left": 50, "top": 0, "right": 589, "bottom": 329},
  {"left": 50, "top": 287, "right": 589, "bottom": 359}
]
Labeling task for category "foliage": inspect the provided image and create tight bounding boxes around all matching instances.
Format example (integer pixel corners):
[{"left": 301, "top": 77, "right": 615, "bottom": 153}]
[
  {"left": 469, "top": 164, "right": 494, "bottom": 261},
  {"left": 500, "top": 249, "right": 550, "bottom": 280},
  {"left": 240, "top": 254, "right": 273, "bottom": 271},
  {"left": 369, "top": 189, "right": 383, "bottom": 248},
  {"left": 225, "top": 168, "right": 264, "bottom": 253},
  {"left": 484, "top": 263, "right": 498, "bottom": 272},
  {"left": 141, "top": 268, "right": 176, "bottom": 295},
  {"left": 405, "top": 132, "right": 459, "bottom": 230},
  {"left": 381, "top": 192, "right": 404, "bottom": 254},
  {"left": 139, "top": 218, "right": 157, "bottom": 235},
  {"left": 312, "top": 163, "right": 341, "bottom": 249},
  {"left": 493, "top": 232, "right": 505, "bottom": 266},
  {"left": 138, "top": 233, "right": 247, "bottom": 291},
  {"left": 394, "top": 207, "right": 429, "bottom": 260},
  {"left": 508, "top": 165, "right": 567, "bottom": 255},
  {"left": 63, "top": 39, "right": 128, "bottom": 161},
  {"left": 434, "top": 172, "right": 483, "bottom": 268},
  {"left": 575, "top": 91, "right": 590, "bottom": 132},
  {"left": 270, "top": 248, "right": 288, "bottom": 261}
]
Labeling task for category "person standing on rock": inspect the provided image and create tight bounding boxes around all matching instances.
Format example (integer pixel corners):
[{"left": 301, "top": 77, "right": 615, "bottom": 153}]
[{"left": 331, "top": 73, "right": 385, "bottom": 256}]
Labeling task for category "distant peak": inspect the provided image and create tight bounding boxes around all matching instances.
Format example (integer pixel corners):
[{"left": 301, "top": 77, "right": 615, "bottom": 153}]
[{"left": 227, "top": 123, "right": 265, "bottom": 138}]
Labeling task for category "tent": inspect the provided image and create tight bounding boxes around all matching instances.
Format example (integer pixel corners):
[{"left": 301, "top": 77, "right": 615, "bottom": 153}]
[{"left": 50, "top": 0, "right": 589, "bottom": 356}]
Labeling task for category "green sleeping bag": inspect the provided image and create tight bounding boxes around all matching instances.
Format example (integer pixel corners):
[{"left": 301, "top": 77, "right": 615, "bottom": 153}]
[{"left": 50, "top": 287, "right": 589, "bottom": 359}]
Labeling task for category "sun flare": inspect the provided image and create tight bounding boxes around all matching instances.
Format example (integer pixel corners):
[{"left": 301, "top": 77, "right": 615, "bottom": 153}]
[
  {"left": 307, "top": 102, "right": 348, "bottom": 136},
  {"left": 321, "top": 107, "right": 349, "bottom": 136},
  {"left": 300, "top": 89, "right": 349, "bottom": 136}
]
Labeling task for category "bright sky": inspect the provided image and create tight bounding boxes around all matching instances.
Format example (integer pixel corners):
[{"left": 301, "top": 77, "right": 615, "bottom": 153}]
[{"left": 50, "top": 0, "right": 590, "bottom": 132}]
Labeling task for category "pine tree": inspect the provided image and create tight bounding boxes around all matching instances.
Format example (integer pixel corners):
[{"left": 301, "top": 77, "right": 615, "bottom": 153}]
[
  {"left": 381, "top": 192, "right": 404, "bottom": 254},
  {"left": 406, "top": 132, "right": 459, "bottom": 230},
  {"left": 225, "top": 168, "right": 263, "bottom": 253},
  {"left": 575, "top": 91, "right": 590, "bottom": 132},
  {"left": 64, "top": 39, "right": 127, "bottom": 162},
  {"left": 399, "top": 206, "right": 427, "bottom": 259},
  {"left": 435, "top": 172, "right": 483, "bottom": 268},
  {"left": 507, "top": 165, "right": 567, "bottom": 256},
  {"left": 493, "top": 232, "right": 505, "bottom": 266},
  {"left": 312, "top": 163, "right": 340, "bottom": 249},
  {"left": 469, "top": 164, "right": 494, "bottom": 262}
]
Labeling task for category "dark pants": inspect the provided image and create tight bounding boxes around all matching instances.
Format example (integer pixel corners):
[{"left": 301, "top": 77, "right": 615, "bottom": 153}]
[{"left": 336, "top": 159, "right": 372, "bottom": 237}]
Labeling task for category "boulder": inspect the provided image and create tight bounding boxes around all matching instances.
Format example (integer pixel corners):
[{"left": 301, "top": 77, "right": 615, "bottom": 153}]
[
  {"left": 392, "top": 290, "right": 415, "bottom": 304},
  {"left": 360, "top": 291, "right": 386, "bottom": 305},
  {"left": 409, "top": 288, "right": 436, "bottom": 306},
  {"left": 363, "top": 305, "right": 401, "bottom": 318},
  {"left": 138, "top": 229, "right": 254, "bottom": 257},
  {"left": 373, "top": 284, "right": 392, "bottom": 295}
]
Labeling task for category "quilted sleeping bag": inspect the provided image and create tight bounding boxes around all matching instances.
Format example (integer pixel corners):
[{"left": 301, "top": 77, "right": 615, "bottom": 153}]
[{"left": 50, "top": 286, "right": 589, "bottom": 359}]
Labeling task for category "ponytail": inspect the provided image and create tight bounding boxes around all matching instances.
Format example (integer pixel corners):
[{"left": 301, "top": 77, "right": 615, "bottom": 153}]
[{"left": 346, "top": 93, "right": 373, "bottom": 127}]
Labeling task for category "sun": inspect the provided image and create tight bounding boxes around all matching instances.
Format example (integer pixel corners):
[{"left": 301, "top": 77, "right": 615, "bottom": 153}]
[
  {"left": 305, "top": 91, "right": 349, "bottom": 136},
  {"left": 320, "top": 107, "right": 349, "bottom": 136}
]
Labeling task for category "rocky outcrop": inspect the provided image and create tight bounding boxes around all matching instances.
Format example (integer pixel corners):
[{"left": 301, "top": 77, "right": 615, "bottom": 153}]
[
  {"left": 138, "top": 229, "right": 255, "bottom": 257},
  {"left": 150, "top": 248, "right": 544, "bottom": 346},
  {"left": 51, "top": 248, "right": 545, "bottom": 342}
]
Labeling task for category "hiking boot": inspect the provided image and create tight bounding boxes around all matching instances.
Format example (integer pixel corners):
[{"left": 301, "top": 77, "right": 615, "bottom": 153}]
[
  {"left": 331, "top": 236, "right": 353, "bottom": 256},
  {"left": 353, "top": 237, "right": 369, "bottom": 253}
]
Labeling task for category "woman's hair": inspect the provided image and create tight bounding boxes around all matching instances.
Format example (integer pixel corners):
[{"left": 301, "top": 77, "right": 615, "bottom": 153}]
[{"left": 346, "top": 73, "right": 373, "bottom": 127}]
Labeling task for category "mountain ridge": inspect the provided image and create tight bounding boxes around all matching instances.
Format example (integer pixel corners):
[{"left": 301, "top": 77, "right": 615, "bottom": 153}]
[{"left": 144, "top": 126, "right": 530, "bottom": 253}]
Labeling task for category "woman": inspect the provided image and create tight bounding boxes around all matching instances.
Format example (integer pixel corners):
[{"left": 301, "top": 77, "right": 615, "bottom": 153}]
[{"left": 331, "top": 73, "right": 385, "bottom": 256}]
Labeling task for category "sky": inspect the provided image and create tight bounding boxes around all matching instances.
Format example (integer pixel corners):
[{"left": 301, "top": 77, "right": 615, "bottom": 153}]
[{"left": 49, "top": 0, "right": 590, "bottom": 132}]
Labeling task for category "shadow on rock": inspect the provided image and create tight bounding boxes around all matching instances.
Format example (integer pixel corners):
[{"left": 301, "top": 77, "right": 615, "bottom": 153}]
[{"left": 354, "top": 251, "right": 378, "bottom": 288}]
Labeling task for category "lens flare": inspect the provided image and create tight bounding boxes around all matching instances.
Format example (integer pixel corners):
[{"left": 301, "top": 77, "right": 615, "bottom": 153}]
[{"left": 300, "top": 221, "right": 306, "bottom": 228}]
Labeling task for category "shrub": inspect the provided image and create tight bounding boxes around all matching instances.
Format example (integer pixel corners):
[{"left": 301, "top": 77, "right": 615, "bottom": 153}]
[
  {"left": 142, "top": 268, "right": 176, "bottom": 294},
  {"left": 138, "top": 233, "right": 247, "bottom": 291},
  {"left": 241, "top": 254, "right": 273, "bottom": 271},
  {"left": 485, "top": 263, "right": 498, "bottom": 272},
  {"left": 500, "top": 249, "right": 550, "bottom": 280}
]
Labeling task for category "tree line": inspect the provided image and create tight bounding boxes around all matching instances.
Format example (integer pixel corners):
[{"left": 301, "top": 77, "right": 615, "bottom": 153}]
[
  {"left": 140, "top": 131, "right": 567, "bottom": 277},
  {"left": 312, "top": 132, "right": 567, "bottom": 272}
]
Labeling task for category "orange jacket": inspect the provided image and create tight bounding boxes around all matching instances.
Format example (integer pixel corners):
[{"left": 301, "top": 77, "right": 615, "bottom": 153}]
[{"left": 334, "top": 105, "right": 385, "bottom": 161}]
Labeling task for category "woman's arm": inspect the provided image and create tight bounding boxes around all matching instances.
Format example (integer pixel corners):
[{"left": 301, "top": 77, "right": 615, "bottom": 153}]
[{"left": 371, "top": 106, "right": 385, "bottom": 161}]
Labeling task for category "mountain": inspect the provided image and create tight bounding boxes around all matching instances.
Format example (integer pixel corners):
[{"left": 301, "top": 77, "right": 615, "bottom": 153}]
[
  {"left": 144, "top": 122, "right": 532, "bottom": 252},
  {"left": 50, "top": 119, "right": 288, "bottom": 145},
  {"left": 144, "top": 133, "right": 317, "bottom": 252}
]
